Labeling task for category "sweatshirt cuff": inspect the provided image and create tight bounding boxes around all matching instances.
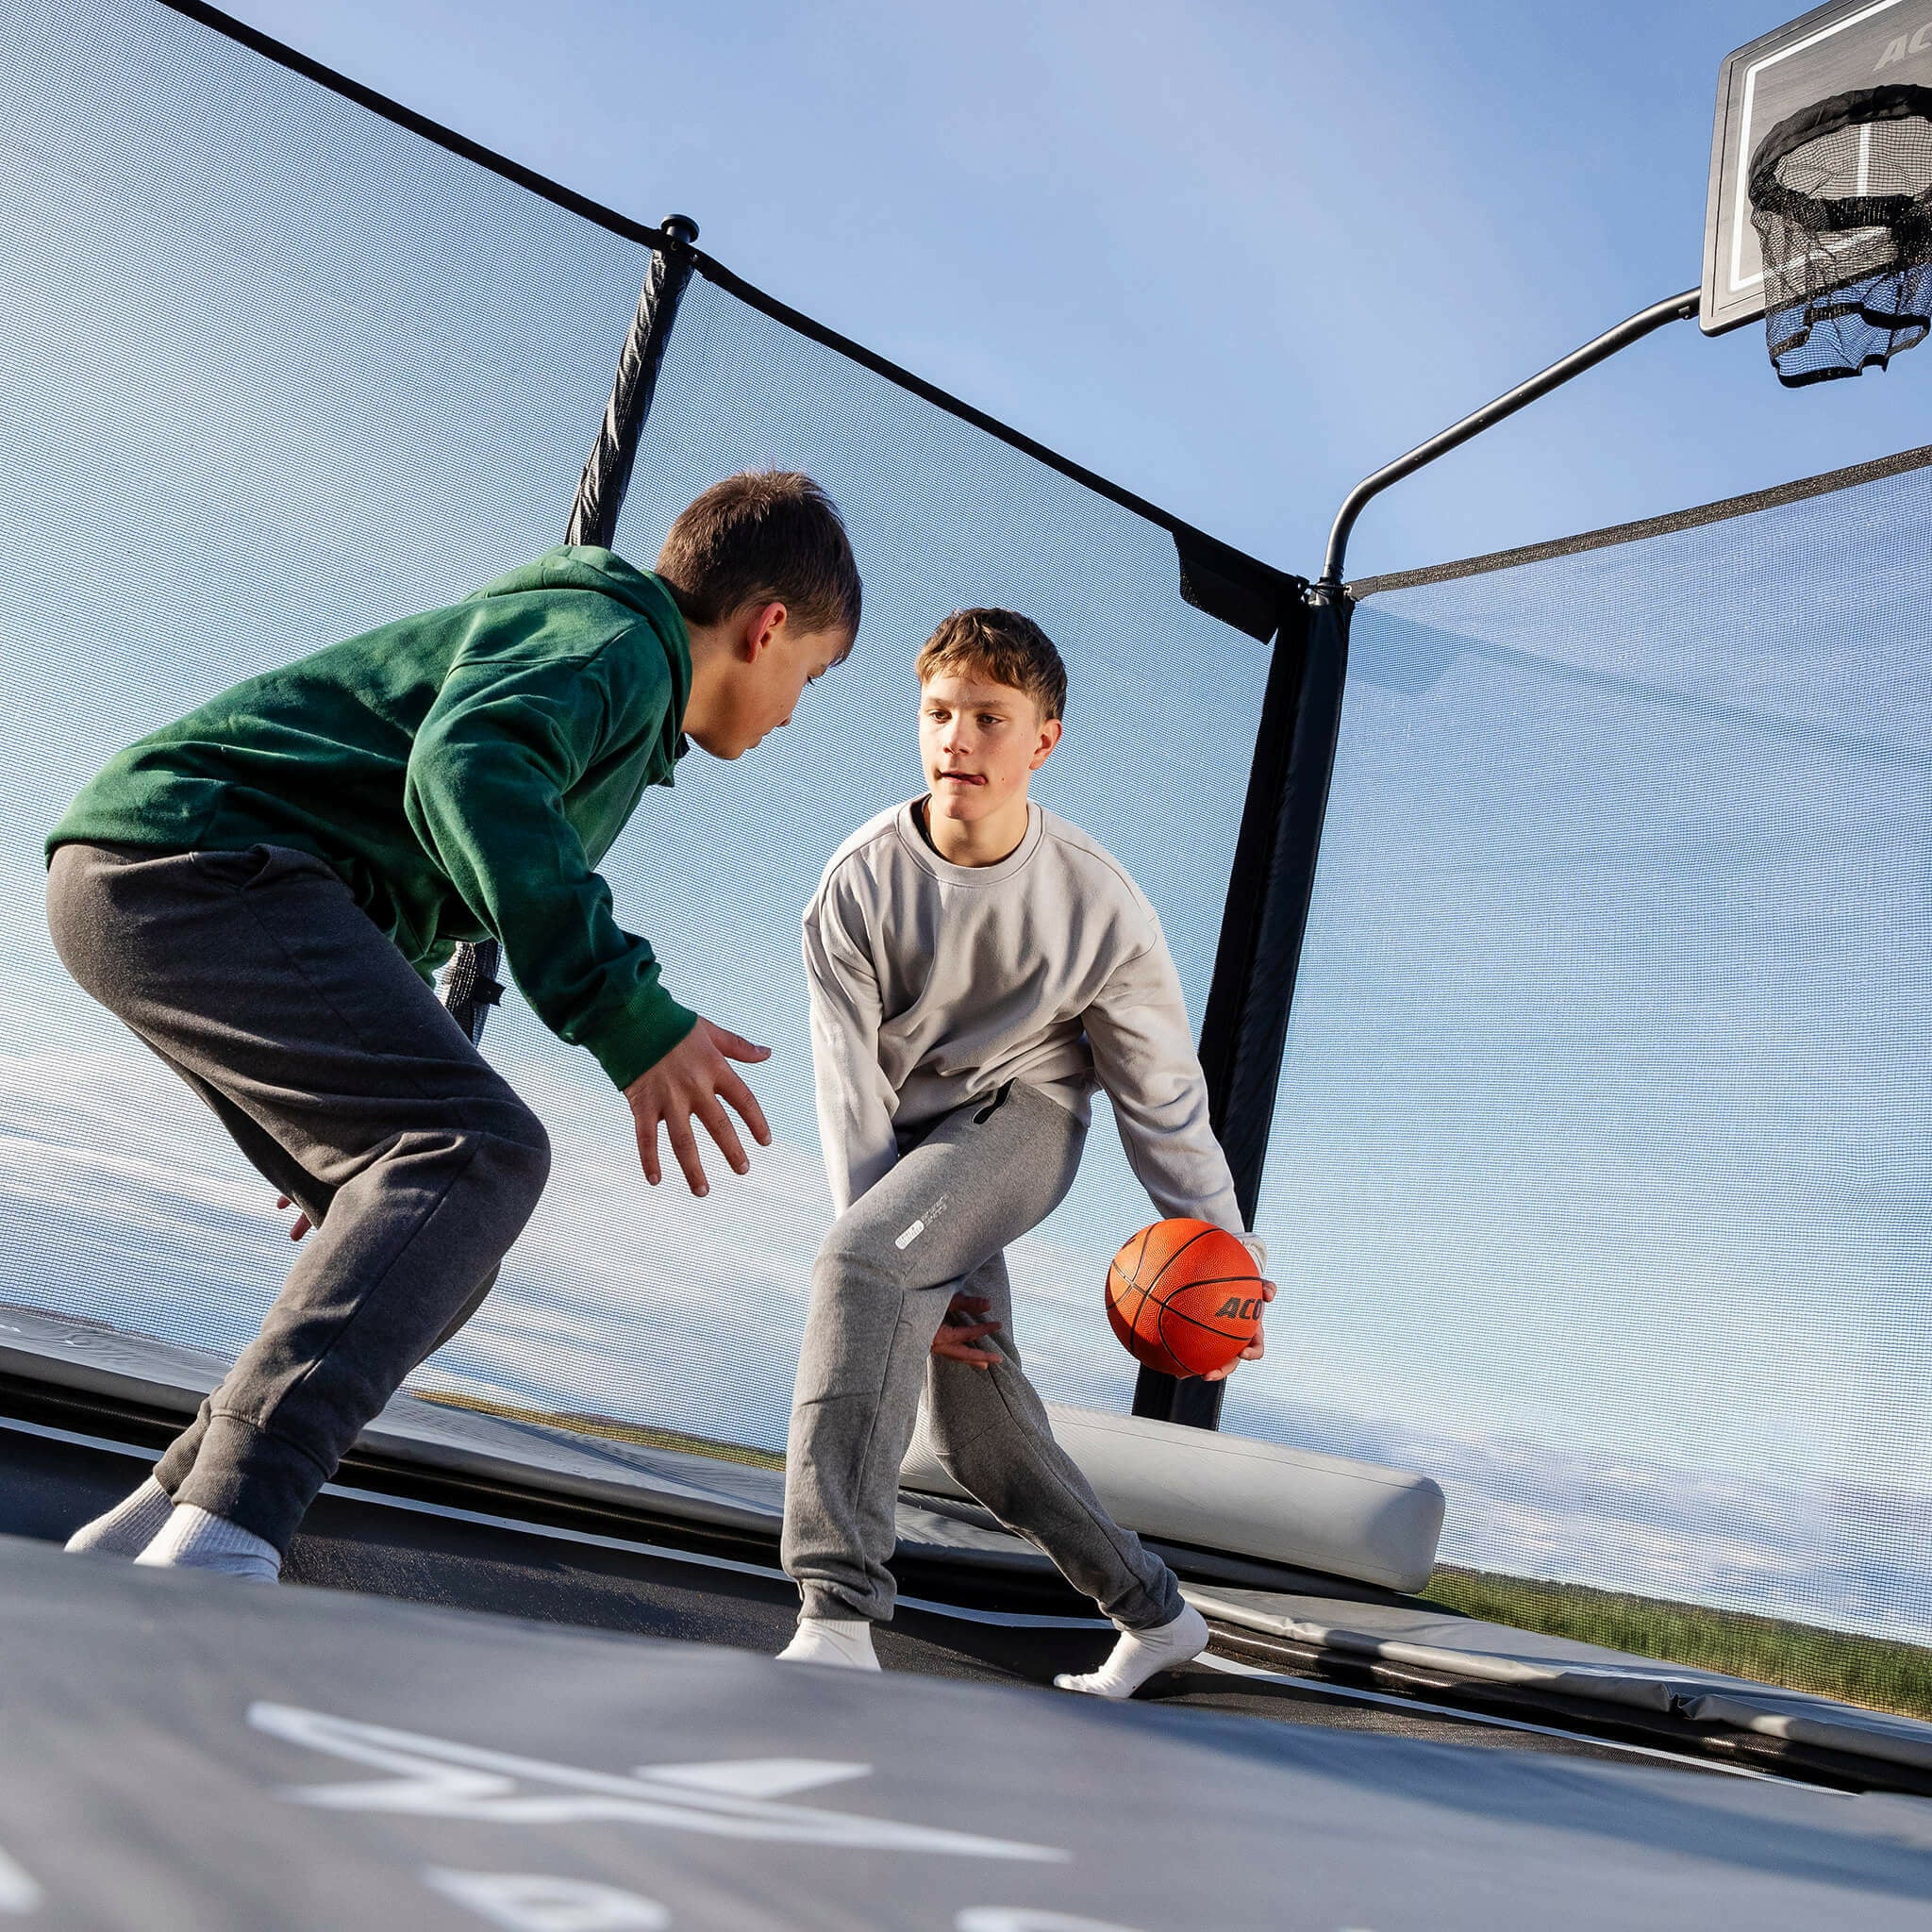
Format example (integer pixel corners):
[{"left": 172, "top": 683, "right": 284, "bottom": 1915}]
[
  {"left": 586, "top": 989, "right": 701, "bottom": 1090},
  {"left": 1236, "top": 1232, "right": 1269, "bottom": 1273}
]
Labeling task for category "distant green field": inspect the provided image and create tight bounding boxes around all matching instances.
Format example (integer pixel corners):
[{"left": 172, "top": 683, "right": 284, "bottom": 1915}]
[
  {"left": 1427, "top": 1567, "right": 1932, "bottom": 1723},
  {"left": 416, "top": 1387, "right": 1929, "bottom": 1724},
  {"left": 416, "top": 1389, "right": 785, "bottom": 1470}
]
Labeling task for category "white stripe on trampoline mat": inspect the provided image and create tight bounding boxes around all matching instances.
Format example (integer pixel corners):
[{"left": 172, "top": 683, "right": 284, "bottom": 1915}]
[
  {"left": 324, "top": 1482, "right": 1108, "bottom": 1629},
  {"left": 0, "top": 1842, "right": 42, "bottom": 1915},
  {"left": 0, "top": 1413, "right": 1106, "bottom": 1630}
]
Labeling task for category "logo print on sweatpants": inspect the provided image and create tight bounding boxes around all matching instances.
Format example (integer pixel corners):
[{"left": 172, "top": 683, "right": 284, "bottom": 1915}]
[{"left": 895, "top": 1193, "right": 950, "bottom": 1251}]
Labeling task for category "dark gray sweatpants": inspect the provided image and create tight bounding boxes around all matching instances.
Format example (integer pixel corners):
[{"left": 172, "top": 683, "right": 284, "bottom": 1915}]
[
  {"left": 782, "top": 1080, "right": 1183, "bottom": 1631},
  {"left": 46, "top": 842, "right": 551, "bottom": 1550}
]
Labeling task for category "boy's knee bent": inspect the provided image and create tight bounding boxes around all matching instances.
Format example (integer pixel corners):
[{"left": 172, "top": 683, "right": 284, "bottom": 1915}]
[
  {"left": 45, "top": 845, "right": 116, "bottom": 997},
  {"left": 812, "top": 1214, "right": 933, "bottom": 1307},
  {"left": 468, "top": 1105, "right": 550, "bottom": 1213}
]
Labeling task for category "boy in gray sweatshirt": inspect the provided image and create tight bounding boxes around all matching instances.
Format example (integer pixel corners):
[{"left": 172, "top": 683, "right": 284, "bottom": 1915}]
[{"left": 778, "top": 608, "right": 1272, "bottom": 1698}]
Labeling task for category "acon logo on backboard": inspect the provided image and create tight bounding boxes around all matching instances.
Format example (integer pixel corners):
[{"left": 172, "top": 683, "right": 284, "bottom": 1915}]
[{"left": 1874, "top": 19, "right": 1932, "bottom": 68}]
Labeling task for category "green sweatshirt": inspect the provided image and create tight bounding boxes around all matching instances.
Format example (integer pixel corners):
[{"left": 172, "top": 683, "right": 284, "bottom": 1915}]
[{"left": 47, "top": 546, "right": 699, "bottom": 1089}]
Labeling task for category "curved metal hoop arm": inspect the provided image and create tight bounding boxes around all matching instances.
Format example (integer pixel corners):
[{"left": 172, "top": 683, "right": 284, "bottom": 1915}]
[{"left": 1319, "top": 287, "right": 1700, "bottom": 592}]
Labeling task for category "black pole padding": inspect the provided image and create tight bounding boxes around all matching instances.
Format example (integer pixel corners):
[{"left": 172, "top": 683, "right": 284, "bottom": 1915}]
[
  {"left": 441, "top": 937, "right": 505, "bottom": 1046},
  {"left": 564, "top": 213, "right": 701, "bottom": 550},
  {"left": 442, "top": 216, "right": 700, "bottom": 1047},
  {"left": 1132, "top": 584, "right": 1349, "bottom": 1429}
]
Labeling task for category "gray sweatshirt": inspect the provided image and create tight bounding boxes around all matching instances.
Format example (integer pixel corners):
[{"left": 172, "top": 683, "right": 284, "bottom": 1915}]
[{"left": 803, "top": 796, "right": 1250, "bottom": 1239}]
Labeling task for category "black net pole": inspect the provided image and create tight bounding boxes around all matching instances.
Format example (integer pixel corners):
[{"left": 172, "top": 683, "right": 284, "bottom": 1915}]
[
  {"left": 1132, "top": 583, "right": 1348, "bottom": 1427},
  {"left": 1135, "top": 291, "right": 1699, "bottom": 1426},
  {"left": 565, "top": 214, "right": 700, "bottom": 548},
  {"left": 442, "top": 214, "right": 700, "bottom": 1045}
]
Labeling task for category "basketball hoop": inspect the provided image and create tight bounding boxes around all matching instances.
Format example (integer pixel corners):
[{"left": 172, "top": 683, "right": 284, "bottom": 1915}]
[{"left": 1748, "top": 85, "right": 1932, "bottom": 386}]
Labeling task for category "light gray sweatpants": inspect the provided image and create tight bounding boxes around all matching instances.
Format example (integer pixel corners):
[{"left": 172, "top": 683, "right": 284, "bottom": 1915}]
[
  {"left": 782, "top": 1080, "right": 1183, "bottom": 1631},
  {"left": 47, "top": 841, "right": 551, "bottom": 1551}
]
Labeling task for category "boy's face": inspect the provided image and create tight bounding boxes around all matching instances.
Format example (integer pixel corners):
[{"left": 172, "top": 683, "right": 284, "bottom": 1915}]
[
  {"left": 919, "top": 670, "right": 1061, "bottom": 826},
  {"left": 690, "top": 602, "right": 848, "bottom": 760}
]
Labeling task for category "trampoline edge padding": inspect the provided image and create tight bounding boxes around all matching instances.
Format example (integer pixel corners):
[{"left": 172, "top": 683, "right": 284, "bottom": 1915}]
[
  {"left": 904, "top": 1401, "right": 1446, "bottom": 1592},
  {"left": 0, "top": 1307, "right": 1444, "bottom": 1588},
  {"left": 0, "top": 1307, "right": 1044, "bottom": 1571},
  {"left": 1188, "top": 1586, "right": 1932, "bottom": 1776}
]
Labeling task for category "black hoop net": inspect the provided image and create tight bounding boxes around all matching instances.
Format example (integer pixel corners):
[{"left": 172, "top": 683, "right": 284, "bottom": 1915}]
[{"left": 1749, "top": 85, "right": 1932, "bottom": 387}]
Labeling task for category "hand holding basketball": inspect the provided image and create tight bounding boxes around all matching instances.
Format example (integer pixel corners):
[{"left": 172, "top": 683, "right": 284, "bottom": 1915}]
[
  {"left": 1106, "top": 1220, "right": 1275, "bottom": 1380},
  {"left": 1202, "top": 1274, "right": 1274, "bottom": 1381}
]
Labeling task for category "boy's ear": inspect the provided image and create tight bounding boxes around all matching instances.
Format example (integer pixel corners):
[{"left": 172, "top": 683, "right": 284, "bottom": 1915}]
[
  {"left": 1030, "top": 716, "right": 1064, "bottom": 771},
  {"left": 741, "top": 599, "right": 788, "bottom": 660}
]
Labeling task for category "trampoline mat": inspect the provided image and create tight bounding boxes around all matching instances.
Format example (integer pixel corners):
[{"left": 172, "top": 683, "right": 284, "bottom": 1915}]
[{"left": 0, "top": 1536, "right": 1928, "bottom": 1931}]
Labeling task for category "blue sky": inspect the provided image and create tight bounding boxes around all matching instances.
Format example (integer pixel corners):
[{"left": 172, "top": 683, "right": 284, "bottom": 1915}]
[
  {"left": 2, "top": 0, "right": 1930, "bottom": 1646},
  {"left": 224, "top": 0, "right": 1929, "bottom": 578}
]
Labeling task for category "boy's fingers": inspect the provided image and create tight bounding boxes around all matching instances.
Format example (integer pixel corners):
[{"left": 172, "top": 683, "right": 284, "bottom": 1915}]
[
  {"left": 1260, "top": 1279, "right": 1277, "bottom": 1301},
  {"left": 711, "top": 1027, "right": 772, "bottom": 1063},
  {"left": 941, "top": 1319, "right": 1002, "bottom": 1344},
  {"left": 634, "top": 1111, "right": 663, "bottom": 1187},
  {"left": 716, "top": 1066, "right": 773, "bottom": 1146},
  {"left": 696, "top": 1098, "right": 749, "bottom": 1176},
  {"left": 667, "top": 1114, "right": 708, "bottom": 1197},
  {"left": 932, "top": 1332, "right": 1001, "bottom": 1367}
]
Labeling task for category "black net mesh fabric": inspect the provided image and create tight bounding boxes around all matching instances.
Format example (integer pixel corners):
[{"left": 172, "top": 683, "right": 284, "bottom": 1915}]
[
  {"left": 1224, "top": 464, "right": 1932, "bottom": 1657},
  {"left": 1749, "top": 87, "right": 1932, "bottom": 386},
  {"left": 0, "top": 0, "right": 1267, "bottom": 1452}
]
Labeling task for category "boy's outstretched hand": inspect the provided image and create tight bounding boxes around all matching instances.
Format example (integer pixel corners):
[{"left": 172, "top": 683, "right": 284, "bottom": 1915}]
[
  {"left": 1202, "top": 1278, "right": 1276, "bottom": 1382},
  {"left": 931, "top": 1291, "right": 1004, "bottom": 1368},
  {"left": 625, "top": 1018, "right": 773, "bottom": 1197}
]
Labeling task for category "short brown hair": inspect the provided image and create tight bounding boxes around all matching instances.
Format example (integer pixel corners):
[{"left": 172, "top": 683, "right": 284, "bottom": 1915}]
[
  {"left": 914, "top": 608, "right": 1068, "bottom": 722},
  {"left": 655, "top": 471, "right": 861, "bottom": 648}
]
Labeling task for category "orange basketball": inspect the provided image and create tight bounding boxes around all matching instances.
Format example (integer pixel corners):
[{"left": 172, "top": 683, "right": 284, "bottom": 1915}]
[{"left": 1106, "top": 1219, "right": 1263, "bottom": 1378}]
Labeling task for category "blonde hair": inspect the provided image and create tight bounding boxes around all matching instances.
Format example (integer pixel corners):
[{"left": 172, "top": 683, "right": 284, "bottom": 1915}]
[{"left": 915, "top": 608, "right": 1066, "bottom": 721}]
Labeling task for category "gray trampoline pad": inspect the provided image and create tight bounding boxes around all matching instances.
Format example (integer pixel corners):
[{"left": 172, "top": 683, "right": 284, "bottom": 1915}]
[
  {"left": 1191, "top": 1587, "right": 1932, "bottom": 1776},
  {"left": 1, "top": 1537, "right": 1930, "bottom": 1930}
]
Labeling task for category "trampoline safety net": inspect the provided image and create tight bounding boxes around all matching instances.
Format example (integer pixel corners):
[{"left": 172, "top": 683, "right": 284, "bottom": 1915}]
[
  {"left": 1224, "top": 459, "right": 1932, "bottom": 1657},
  {"left": 0, "top": 2, "right": 1267, "bottom": 1450},
  {"left": 3, "top": 0, "right": 1928, "bottom": 1689}
]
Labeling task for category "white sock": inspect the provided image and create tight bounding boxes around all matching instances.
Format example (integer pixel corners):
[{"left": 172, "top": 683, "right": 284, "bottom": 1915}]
[
  {"left": 776, "top": 1616, "right": 880, "bottom": 1671},
  {"left": 1054, "top": 1604, "right": 1208, "bottom": 1699},
  {"left": 133, "top": 1503, "right": 281, "bottom": 1584},
  {"left": 64, "top": 1475, "right": 175, "bottom": 1558}
]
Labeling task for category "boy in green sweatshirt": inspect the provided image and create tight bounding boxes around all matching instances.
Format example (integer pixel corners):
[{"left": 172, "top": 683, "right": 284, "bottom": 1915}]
[{"left": 47, "top": 470, "right": 860, "bottom": 1582}]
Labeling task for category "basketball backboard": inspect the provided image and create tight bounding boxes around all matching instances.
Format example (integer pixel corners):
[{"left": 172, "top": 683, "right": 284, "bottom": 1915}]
[{"left": 1704, "top": 0, "right": 1932, "bottom": 333}]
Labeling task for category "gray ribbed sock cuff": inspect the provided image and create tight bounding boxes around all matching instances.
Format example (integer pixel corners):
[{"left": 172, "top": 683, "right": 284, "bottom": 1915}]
[
  {"left": 63, "top": 1474, "right": 174, "bottom": 1557},
  {"left": 135, "top": 1504, "right": 281, "bottom": 1580}
]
